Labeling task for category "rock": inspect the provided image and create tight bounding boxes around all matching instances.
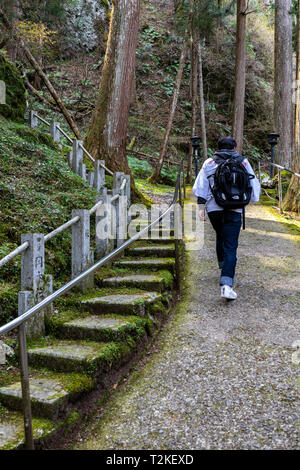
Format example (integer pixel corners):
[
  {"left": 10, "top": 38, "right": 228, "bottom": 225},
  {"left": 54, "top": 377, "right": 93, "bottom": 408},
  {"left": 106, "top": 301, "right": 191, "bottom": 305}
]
[
  {"left": 60, "top": 1, "right": 106, "bottom": 58},
  {"left": 0, "top": 341, "right": 15, "bottom": 365}
]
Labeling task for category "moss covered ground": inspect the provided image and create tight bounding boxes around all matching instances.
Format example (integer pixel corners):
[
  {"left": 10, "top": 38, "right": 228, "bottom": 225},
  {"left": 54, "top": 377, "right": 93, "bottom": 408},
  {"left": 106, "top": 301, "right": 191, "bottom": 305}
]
[
  {"left": 0, "top": 55, "right": 26, "bottom": 122},
  {"left": 0, "top": 115, "right": 100, "bottom": 324}
]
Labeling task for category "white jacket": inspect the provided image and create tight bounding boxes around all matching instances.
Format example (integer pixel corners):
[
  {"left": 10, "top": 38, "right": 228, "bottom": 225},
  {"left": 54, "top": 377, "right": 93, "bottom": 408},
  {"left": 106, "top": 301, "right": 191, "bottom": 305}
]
[{"left": 192, "top": 152, "right": 261, "bottom": 213}]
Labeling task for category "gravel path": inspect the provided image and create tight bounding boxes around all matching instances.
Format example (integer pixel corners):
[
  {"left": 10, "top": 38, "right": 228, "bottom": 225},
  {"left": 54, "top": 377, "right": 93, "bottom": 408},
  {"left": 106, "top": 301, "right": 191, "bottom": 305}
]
[{"left": 74, "top": 201, "right": 300, "bottom": 450}]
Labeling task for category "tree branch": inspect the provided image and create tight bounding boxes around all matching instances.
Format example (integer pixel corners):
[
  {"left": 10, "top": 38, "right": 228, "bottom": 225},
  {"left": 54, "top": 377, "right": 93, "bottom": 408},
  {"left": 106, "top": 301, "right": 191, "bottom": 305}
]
[{"left": 0, "top": 7, "right": 82, "bottom": 139}]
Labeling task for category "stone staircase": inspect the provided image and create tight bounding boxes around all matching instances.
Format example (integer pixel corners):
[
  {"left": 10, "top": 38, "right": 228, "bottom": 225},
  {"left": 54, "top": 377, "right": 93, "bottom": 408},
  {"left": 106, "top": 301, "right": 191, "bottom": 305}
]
[{"left": 0, "top": 229, "right": 177, "bottom": 449}]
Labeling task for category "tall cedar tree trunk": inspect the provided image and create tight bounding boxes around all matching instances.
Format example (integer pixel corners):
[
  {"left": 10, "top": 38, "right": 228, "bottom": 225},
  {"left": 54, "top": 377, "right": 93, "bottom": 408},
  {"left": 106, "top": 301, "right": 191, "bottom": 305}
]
[
  {"left": 186, "top": 0, "right": 196, "bottom": 184},
  {"left": 197, "top": 37, "right": 208, "bottom": 160},
  {"left": 2, "top": 0, "right": 19, "bottom": 60},
  {"left": 274, "top": 0, "right": 293, "bottom": 168},
  {"left": 85, "top": 0, "right": 140, "bottom": 180},
  {"left": 283, "top": 0, "right": 300, "bottom": 213},
  {"left": 187, "top": 39, "right": 197, "bottom": 184},
  {"left": 148, "top": 38, "right": 188, "bottom": 183},
  {"left": 232, "top": 0, "right": 247, "bottom": 154}
]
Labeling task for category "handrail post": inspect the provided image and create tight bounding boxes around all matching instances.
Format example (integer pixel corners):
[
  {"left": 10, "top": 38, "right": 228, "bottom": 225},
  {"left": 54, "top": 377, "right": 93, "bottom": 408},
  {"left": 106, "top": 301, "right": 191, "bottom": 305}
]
[
  {"left": 258, "top": 160, "right": 262, "bottom": 184},
  {"left": 18, "top": 314, "right": 34, "bottom": 450},
  {"left": 94, "top": 160, "right": 105, "bottom": 192},
  {"left": 183, "top": 163, "right": 186, "bottom": 200},
  {"left": 72, "top": 140, "right": 83, "bottom": 175},
  {"left": 95, "top": 189, "right": 114, "bottom": 258},
  {"left": 113, "top": 172, "right": 126, "bottom": 248},
  {"left": 278, "top": 169, "right": 283, "bottom": 214},
  {"left": 72, "top": 209, "right": 93, "bottom": 290},
  {"left": 124, "top": 175, "right": 131, "bottom": 228},
  {"left": 28, "top": 110, "right": 38, "bottom": 128},
  {"left": 50, "top": 121, "right": 61, "bottom": 144},
  {"left": 20, "top": 234, "right": 53, "bottom": 338},
  {"left": 87, "top": 171, "right": 94, "bottom": 188},
  {"left": 79, "top": 161, "right": 87, "bottom": 182}
]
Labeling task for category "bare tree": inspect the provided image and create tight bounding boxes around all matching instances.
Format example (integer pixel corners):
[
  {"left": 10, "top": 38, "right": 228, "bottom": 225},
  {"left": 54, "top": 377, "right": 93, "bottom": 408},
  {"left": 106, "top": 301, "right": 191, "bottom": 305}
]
[
  {"left": 148, "top": 37, "right": 188, "bottom": 183},
  {"left": 274, "top": 0, "right": 293, "bottom": 168},
  {"left": 197, "top": 36, "right": 207, "bottom": 160}
]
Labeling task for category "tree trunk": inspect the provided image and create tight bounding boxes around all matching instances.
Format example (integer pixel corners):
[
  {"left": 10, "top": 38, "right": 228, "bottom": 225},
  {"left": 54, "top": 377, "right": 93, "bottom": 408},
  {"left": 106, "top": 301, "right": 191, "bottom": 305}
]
[
  {"left": 84, "top": 0, "right": 140, "bottom": 181},
  {"left": 186, "top": 38, "right": 197, "bottom": 184},
  {"left": 197, "top": 37, "right": 208, "bottom": 160},
  {"left": 191, "top": 40, "right": 197, "bottom": 138},
  {"left": 274, "top": 0, "right": 293, "bottom": 168},
  {"left": 2, "top": 0, "right": 19, "bottom": 61},
  {"left": 148, "top": 38, "right": 188, "bottom": 183},
  {"left": 283, "top": 0, "right": 300, "bottom": 213},
  {"left": 232, "top": 0, "right": 247, "bottom": 154}
]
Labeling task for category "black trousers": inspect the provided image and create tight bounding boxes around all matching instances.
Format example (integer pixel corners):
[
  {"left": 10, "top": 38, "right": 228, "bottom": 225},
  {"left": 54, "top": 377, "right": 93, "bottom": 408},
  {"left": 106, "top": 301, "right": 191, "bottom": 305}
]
[{"left": 207, "top": 210, "right": 242, "bottom": 287}]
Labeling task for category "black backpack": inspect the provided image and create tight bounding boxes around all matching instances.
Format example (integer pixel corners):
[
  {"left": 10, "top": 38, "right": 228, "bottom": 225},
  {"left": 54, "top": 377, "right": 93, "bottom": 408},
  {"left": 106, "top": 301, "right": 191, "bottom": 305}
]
[{"left": 208, "top": 155, "right": 254, "bottom": 229}]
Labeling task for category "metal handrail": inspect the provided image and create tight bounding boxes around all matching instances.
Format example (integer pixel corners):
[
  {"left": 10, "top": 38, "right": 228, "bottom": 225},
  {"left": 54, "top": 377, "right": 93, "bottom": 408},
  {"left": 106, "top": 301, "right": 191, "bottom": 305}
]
[
  {"left": 0, "top": 159, "right": 184, "bottom": 450},
  {"left": 0, "top": 172, "right": 122, "bottom": 268},
  {"left": 0, "top": 159, "right": 183, "bottom": 336},
  {"left": 44, "top": 216, "right": 80, "bottom": 242},
  {"left": 0, "top": 199, "right": 106, "bottom": 267},
  {"left": 30, "top": 110, "right": 114, "bottom": 176},
  {"left": 0, "top": 242, "right": 29, "bottom": 269},
  {"left": 257, "top": 157, "right": 300, "bottom": 179},
  {"left": 78, "top": 143, "right": 114, "bottom": 176},
  {"left": 34, "top": 112, "right": 50, "bottom": 127},
  {"left": 57, "top": 124, "right": 73, "bottom": 145}
]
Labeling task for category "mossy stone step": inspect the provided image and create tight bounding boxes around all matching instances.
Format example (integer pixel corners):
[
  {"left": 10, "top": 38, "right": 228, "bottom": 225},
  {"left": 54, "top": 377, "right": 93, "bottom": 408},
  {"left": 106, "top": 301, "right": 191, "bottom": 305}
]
[
  {"left": 126, "top": 244, "right": 175, "bottom": 258},
  {"left": 114, "top": 258, "right": 175, "bottom": 272},
  {"left": 28, "top": 339, "right": 133, "bottom": 374},
  {"left": 0, "top": 410, "right": 57, "bottom": 450},
  {"left": 51, "top": 315, "right": 148, "bottom": 343},
  {"left": 0, "top": 378, "right": 68, "bottom": 420},
  {"left": 133, "top": 237, "right": 175, "bottom": 245},
  {"left": 80, "top": 291, "right": 163, "bottom": 316},
  {"left": 102, "top": 273, "right": 173, "bottom": 291},
  {"left": 137, "top": 228, "right": 175, "bottom": 237}
]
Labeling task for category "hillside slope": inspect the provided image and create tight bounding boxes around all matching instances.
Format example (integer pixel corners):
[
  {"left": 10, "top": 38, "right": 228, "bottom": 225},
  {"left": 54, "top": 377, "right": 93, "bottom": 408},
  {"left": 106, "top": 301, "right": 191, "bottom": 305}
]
[
  {"left": 25, "top": 0, "right": 274, "bottom": 169},
  {"left": 0, "top": 115, "right": 98, "bottom": 324}
]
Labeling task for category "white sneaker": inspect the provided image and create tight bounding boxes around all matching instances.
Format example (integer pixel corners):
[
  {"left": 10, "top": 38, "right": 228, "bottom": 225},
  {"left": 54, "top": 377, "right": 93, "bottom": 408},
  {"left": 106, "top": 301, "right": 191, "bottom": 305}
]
[{"left": 221, "top": 285, "right": 237, "bottom": 300}]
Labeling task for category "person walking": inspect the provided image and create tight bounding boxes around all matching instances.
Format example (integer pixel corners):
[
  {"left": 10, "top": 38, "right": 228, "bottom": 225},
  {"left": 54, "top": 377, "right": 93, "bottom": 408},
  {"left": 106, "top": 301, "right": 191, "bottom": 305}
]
[{"left": 192, "top": 136, "right": 261, "bottom": 300}]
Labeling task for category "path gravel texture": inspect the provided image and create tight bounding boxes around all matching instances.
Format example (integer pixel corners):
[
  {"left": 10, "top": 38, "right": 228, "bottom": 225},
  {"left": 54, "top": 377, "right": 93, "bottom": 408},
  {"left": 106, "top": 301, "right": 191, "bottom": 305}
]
[{"left": 74, "top": 201, "right": 300, "bottom": 450}]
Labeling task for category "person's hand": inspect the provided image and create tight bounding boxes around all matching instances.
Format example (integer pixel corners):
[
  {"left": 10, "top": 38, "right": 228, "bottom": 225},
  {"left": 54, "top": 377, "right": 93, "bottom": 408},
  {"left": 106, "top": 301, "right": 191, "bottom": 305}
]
[{"left": 198, "top": 208, "right": 206, "bottom": 221}]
